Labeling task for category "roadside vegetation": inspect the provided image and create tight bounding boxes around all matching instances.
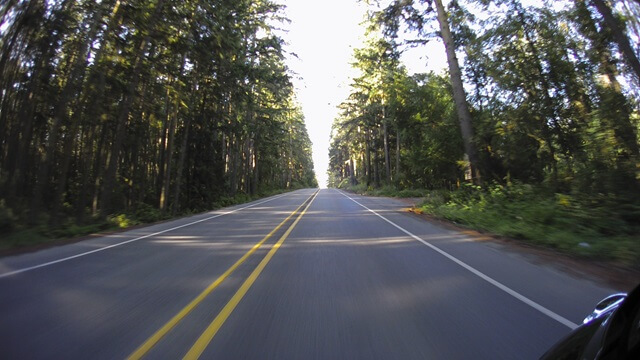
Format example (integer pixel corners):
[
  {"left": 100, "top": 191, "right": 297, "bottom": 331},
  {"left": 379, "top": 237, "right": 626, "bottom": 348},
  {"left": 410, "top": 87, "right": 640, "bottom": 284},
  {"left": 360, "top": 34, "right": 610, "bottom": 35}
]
[
  {"left": 0, "top": 1, "right": 317, "bottom": 251},
  {"left": 0, "top": 187, "right": 306, "bottom": 252},
  {"left": 339, "top": 182, "right": 640, "bottom": 268},
  {"left": 329, "top": 1, "right": 640, "bottom": 269}
]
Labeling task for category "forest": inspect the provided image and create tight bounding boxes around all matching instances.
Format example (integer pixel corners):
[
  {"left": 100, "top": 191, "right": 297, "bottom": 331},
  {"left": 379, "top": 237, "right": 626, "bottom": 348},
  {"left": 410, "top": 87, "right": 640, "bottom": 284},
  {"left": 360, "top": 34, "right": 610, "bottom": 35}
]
[
  {"left": 328, "top": 0, "right": 640, "bottom": 265},
  {"left": 0, "top": 0, "right": 317, "bottom": 246}
]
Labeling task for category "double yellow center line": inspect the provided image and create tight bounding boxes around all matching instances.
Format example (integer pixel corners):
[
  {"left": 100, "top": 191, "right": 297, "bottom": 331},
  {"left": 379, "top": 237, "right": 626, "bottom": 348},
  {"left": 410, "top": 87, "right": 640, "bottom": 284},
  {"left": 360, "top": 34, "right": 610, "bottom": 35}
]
[{"left": 128, "top": 190, "right": 318, "bottom": 360}]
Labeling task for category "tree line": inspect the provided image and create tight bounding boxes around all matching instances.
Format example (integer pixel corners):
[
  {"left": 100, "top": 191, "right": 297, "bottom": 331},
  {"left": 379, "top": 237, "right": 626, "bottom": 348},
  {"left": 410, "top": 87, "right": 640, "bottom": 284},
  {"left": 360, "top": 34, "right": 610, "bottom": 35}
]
[
  {"left": 0, "top": 0, "right": 317, "bottom": 230},
  {"left": 329, "top": 0, "right": 639, "bottom": 199}
]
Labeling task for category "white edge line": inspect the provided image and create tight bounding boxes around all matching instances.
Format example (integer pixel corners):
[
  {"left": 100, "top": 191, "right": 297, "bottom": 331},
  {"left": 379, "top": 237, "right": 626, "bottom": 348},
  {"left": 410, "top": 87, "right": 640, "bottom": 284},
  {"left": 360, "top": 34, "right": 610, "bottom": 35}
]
[
  {"left": 337, "top": 189, "right": 579, "bottom": 330},
  {"left": 0, "top": 191, "right": 297, "bottom": 279}
]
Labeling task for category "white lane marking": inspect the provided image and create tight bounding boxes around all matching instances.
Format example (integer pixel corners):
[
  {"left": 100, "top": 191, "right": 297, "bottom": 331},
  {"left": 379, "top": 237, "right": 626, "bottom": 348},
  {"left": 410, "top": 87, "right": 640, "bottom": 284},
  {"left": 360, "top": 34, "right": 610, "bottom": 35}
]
[
  {"left": 0, "top": 191, "right": 299, "bottom": 279},
  {"left": 338, "top": 190, "right": 579, "bottom": 330}
]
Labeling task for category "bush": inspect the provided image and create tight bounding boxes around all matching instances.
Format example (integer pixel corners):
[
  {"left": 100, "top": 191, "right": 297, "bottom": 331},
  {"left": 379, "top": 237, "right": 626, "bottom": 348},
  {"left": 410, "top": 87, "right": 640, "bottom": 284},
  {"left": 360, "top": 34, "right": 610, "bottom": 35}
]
[
  {"left": 396, "top": 189, "right": 426, "bottom": 198},
  {"left": 0, "top": 200, "right": 17, "bottom": 234},
  {"left": 108, "top": 214, "right": 139, "bottom": 229},
  {"left": 1, "top": 228, "right": 47, "bottom": 250},
  {"left": 418, "top": 183, "right": 640, "bottom": 267},
  {"left": 134, "top": 203, "right": 166, "bottom": 223}
]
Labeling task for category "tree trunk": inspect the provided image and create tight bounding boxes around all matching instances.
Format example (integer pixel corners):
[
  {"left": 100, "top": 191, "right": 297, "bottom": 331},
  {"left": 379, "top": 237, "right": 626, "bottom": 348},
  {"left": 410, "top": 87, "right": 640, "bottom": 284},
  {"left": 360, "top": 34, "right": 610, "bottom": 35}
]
[
  {"left": 161, "top": 99, "right": 177, "bottom": 211},
  {"left": 3, "top": 1, "right": 71, "bottom": 202},
  {"left": 33, "top": 1, "right": 110, "bottom": 221},
  {"left": 100, "top": 0, "right": 165, "bottom": 217},
  {"left": 171, "top": 115, "right": 191, "bottom": 216},
  {"left": 230, "top": 134, "right": 239, "bottom": 195},
  {"left": 0, "top": 1, "right": 40, "bottom": 89},
  {"left": 514, "top": 5, "right": 560, "bottom": 185},
  {"left": 432, "top": 0, "right": 482, "bottom": 184},
  {"left": 577, "top": 0, "right": 640, "bottom": 158},
  {"left": 92, "top": 122, "right": 108, "bottom": 216},
  {"left": 171, "top": 77, "right": 202, "bottom": 215},
  {"left": 590, "top": 0, "right": 640, "bottom": 82},
  {"left": 349, "top": 157, "right": 356, "bottom": 185},
  {"left": 0, "top": 0, "right": 18, "bottom": 23},
  {"left": 374, "top": 139, "right": 380, "bottom": 187},
  {"left": 75, "top": 121, "right": 97, "bottom": 223},
  {"left": 396, "top": 125, "right": 400, "bottom": 181},
  {"left": 159, "top": 66, "right": 182, "bottom": 211},
  {"left": 157, "top": 86, "right": 170, "bottom": 207},
  {"left": 382, "top": 106, "right": 391, "bottom": 184},
  {"left": 365, "top": 127, "right": 371, "bottom": 186},
  {"left": 252, "top": 140, "right": 259, "bottom": 195}
]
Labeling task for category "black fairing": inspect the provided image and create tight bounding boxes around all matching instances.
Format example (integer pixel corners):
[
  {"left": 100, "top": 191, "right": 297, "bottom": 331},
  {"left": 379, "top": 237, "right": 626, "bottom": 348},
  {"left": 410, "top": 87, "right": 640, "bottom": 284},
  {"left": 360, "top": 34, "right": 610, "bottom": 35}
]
[
  {"left": 539, "top": 315, "right": 608, "bottom": 360},
  {"left": 540, "top": 282, "right": 640, "bottom": 360}
]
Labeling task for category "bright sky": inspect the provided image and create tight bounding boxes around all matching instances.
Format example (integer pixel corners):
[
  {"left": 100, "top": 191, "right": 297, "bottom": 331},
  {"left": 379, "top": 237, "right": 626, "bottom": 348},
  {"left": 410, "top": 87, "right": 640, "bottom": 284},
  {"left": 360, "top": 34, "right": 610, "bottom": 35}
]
[{"left": 281, "top": 0, "right": 447, "bottom": 187}]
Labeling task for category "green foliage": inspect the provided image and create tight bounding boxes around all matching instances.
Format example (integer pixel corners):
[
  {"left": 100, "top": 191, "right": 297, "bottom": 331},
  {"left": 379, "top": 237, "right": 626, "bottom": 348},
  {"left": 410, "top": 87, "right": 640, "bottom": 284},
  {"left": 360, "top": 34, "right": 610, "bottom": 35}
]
[
  {"left": 0, "top": 229, "right": 49, "bottom": 251},
  {"left": 342, "top": 0, "right": 640, "bottom": 194},
  {"left": 419, "top": 184, "right": 640, "bottom": 267},
  {"left": 47, "top": 221, "right": 113, "bottom": 240},
  {"left": 328, "top": 42, "right": 463, "bottom": 190},
  {"left": 107, "top": 214, "right": 140, "bottom": 229},
  {"left": 327, "top": 1, "right": 640, "bottom": 268},
  {"left": 0, "top": 189, "right": 298, "bottom": 251},
  {"left": 341, "top": 183, "right": 427, "bottom": 198},
  {"left": 0, "top": 0, "right": 317, "bottom": 247},
  {"left": 0, "top": 200, "right": 18, "bottom": 234},
  {"left": 133, "top": 203, "right": 169, "bottom": 224}
]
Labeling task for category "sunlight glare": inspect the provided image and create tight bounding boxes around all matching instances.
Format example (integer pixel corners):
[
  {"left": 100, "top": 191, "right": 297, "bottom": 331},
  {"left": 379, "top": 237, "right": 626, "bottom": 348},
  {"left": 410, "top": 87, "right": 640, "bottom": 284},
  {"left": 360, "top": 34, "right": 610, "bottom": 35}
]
[{"left": 281, "top": 0, "right": 447, "bottom": 187}]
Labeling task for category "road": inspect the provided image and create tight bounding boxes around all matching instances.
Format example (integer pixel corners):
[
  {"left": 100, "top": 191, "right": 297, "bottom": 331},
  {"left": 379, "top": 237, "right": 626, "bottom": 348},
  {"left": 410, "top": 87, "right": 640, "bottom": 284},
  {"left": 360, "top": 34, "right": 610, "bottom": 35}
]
[{"left": 0, "top": 188, "right": 618, "bottom": 359}]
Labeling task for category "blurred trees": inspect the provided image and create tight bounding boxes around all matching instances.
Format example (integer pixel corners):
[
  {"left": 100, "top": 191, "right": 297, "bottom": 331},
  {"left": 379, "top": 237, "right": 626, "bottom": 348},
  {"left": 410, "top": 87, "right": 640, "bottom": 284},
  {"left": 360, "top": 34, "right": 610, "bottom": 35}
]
[
  {"left": 329, "top": 0, "right": 639, "bottom": 199},
  {"left": 0, "top": 0, "right": 316, "bottom": 227}
]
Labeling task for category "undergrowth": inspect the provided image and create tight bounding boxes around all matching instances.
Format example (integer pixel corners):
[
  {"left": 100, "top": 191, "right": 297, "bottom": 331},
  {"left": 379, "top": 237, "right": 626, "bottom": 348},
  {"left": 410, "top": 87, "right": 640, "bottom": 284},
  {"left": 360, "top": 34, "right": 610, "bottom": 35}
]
[
  {"left": 341, "top": 182, "right": 640, "bottom": 268},
  {"left": 0, "top": 188, "right": 297, "bottom": 252}
]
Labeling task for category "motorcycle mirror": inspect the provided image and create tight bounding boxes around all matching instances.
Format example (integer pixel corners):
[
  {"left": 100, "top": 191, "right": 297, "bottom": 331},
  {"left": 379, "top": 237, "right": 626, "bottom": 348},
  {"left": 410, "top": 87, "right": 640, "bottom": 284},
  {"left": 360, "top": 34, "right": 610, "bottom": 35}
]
[{"left": 584, "top": 293, "right": 627, "bottom": 324}]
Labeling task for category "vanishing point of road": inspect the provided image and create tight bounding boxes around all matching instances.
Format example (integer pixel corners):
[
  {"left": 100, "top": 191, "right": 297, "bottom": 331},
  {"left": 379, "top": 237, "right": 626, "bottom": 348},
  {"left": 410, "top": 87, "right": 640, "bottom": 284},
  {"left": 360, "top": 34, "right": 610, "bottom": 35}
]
[{"left": 0, "top": 189, "right": 617, "bottom": 359}]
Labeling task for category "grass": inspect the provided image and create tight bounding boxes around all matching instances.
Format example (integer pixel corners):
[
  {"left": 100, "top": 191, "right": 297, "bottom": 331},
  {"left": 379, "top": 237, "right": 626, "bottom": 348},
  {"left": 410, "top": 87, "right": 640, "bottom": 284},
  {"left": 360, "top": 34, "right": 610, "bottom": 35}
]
[
  {"left": 339, "top": 182, "right": 428, "bottom": 198},
  {"left": 0, "top": 187, "right": 302, "bottom": 252},
  {"left": 341, "top": 182, "right": 640, "bottom": 268}
]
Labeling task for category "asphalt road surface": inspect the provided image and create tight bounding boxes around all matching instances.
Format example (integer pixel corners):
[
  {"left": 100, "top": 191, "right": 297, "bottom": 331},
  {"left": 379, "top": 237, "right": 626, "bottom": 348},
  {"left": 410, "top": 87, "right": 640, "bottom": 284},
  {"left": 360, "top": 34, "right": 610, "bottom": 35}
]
[{"left": 0, "top": 188, "right": 619, "bottom": 359}]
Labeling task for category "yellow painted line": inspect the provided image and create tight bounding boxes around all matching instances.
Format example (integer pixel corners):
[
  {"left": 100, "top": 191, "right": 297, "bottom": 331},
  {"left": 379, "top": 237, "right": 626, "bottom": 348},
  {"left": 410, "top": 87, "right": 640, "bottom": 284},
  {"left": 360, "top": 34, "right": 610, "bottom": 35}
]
[
  {"left": 127, "top": 192, "right": 316, "bottom": 360},
  {"left": 183, "top": 190, "right": 319, "bottom": 360}
]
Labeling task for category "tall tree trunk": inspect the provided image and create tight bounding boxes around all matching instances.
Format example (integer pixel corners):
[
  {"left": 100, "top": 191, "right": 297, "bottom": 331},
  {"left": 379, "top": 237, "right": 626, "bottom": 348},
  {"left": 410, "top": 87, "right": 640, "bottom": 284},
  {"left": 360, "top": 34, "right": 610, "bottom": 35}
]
[
  {"left": 159, "top": 58, "right": 183, "bottom": 211},
  {"left": 395, "top": 125, "right": 400, "bottom": 181},
  {"left": 171, "top": 115, "right": 191, "bottom": 216},
  {"left": 432, "top": 0, "right": 482, "bottom": 184},
  {"left": 230, "top": 134, "right": 239, "bottom": 195},
  {"left": 374, "top": 137, "right": 380, "bottom": 187},
  {"left": 75, "top": 121, "right": 96, "bottom": 223},
  {"left": 50, "top": 114, "right": 80, "bottom": 224},
  {"left": 0, "top": 0, "right": 19, "bottom": 24},
  {"left": 2, "top": 0, "right": 71, "bottom": 202},
  {"left": 515, "top": 5, "right": 561, "bottom": 185},
  {"left": 252, "top": 140, "right": 259, "bottom": 195},
  {"left": 157, "top": 86, "right": 170, "bottom": 207},
  {"left": 577, "top": 0, "right": 640, "bottom": 158},
  {"left": 590, "top": 0, "right": 640, "bottom": 82},
  {"left": 0, "top": 1, "right": 41, "bottom": 89},
  {"left": 72, "top": 0, "right": 122, "bottom": 220},
  {"left": 160, "top": 96, "right": 177, "bottom": 211},
  {"left": 382, "top": 106, "right": 391, "bottom": 184},
  {"left": 349, "top": 156, "right": 356, "bottom": 185},
  {"left": 100, "top": 0, "right": 165, "bottom": 217},
  {"left": 172, "top": 83, "right": 203, "bottom": 215},
  {"left": 91, "top": 122, "right": 109, "bottom": 216},
  {"left": 365, "top": 127, "right": 371, "bottom": 186},
  {"left": 243, "top": 139, "right": 251, "bottom": 193},
  {"left": 33, "top": 1, "right": 110, "bottom": 221}
]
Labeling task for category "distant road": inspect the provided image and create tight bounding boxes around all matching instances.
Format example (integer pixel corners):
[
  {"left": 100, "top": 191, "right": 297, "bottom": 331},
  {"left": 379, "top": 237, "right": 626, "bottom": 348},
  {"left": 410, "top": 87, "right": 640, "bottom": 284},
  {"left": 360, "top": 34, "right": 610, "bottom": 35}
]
[{"left": 0, "top": 188, "right": 616, "bottom": 359}]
